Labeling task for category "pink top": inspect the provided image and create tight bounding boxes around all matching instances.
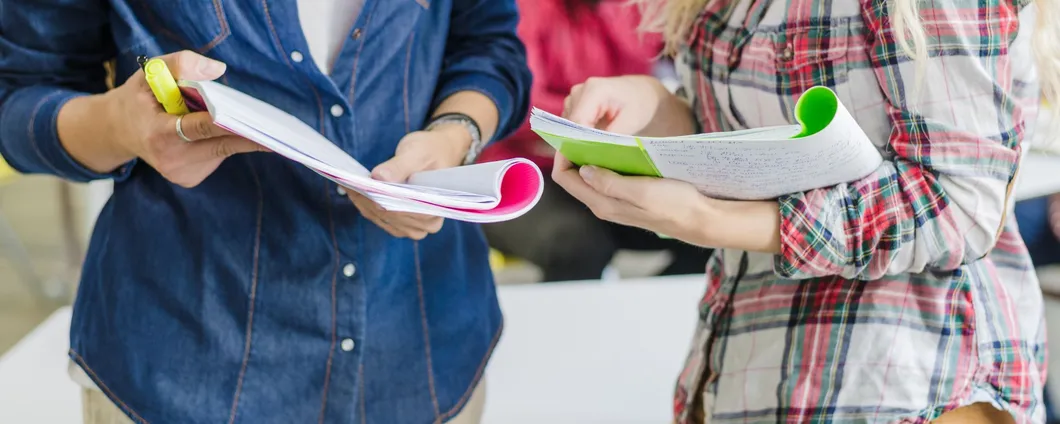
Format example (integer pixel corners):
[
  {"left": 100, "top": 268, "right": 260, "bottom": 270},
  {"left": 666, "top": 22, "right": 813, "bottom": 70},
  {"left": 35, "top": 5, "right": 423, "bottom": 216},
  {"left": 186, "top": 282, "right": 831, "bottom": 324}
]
[{"left": 476, "top": 0, "right": 663, "bottom": 171}]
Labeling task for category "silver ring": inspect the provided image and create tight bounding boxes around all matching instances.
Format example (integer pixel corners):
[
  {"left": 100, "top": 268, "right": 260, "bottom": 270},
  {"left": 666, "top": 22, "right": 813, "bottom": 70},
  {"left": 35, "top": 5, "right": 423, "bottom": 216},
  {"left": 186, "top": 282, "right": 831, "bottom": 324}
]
[{"left": 175, "top": 115, "right": 192, "bottom": 143}]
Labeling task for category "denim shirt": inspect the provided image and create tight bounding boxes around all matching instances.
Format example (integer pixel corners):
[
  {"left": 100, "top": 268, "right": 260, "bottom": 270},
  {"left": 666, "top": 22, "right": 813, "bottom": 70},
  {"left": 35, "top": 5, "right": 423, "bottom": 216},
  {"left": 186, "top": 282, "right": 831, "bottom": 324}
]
[{"left": 0, "top": 1, "right": 530, "bottom": 423}]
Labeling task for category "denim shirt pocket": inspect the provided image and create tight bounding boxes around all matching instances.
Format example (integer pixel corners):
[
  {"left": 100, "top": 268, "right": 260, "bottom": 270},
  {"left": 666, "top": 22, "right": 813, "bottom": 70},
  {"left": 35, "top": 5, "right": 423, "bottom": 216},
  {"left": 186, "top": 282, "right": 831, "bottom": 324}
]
[{"left": 133, "top": 0, "right": 230, "bottom": 53}]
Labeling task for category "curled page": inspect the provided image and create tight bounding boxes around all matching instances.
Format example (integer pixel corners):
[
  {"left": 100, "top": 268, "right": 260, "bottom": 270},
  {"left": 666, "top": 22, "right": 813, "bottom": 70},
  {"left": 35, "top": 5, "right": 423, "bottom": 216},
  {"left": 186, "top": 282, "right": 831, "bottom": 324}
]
[
  {"left": 179, "top": 80, "right": 544, "bottom": 222},
  {"left": 530, "top": 86, "right": 883, "bottom": 200}
]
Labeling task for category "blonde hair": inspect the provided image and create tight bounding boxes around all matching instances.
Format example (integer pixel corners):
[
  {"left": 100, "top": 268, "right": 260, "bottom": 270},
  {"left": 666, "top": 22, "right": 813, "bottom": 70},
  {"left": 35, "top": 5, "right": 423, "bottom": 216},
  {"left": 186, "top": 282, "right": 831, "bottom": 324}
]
[{"left": 635, "top": 0, "right": 1060, "bottom": 150}]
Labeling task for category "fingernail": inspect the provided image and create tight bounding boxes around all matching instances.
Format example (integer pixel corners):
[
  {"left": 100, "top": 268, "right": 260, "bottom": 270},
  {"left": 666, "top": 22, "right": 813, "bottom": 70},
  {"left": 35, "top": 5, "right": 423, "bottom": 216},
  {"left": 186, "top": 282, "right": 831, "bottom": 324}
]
[
  {"left": 375, "top": 168, "right": 393, "bottom": 182},
  {"left": 198, "top": 57, "right": 227, "bottom": 75},
  {"left": 579, "top": 166, "right": 595, "bottom": 181}
]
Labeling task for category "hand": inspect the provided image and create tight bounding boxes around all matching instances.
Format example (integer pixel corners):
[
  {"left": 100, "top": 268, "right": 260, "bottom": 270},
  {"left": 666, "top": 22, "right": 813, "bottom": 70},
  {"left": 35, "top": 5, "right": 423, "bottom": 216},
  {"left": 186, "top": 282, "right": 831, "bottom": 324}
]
[
  {"left": 347, "top": 125, "right": 471, "bottom": 240},
  {"left": 550, "top": 152, "right": 714, "bottom": 246},
  {"left": 96, "top": 50, "right": 268, "bottom": 187},
  {"left": 563, "top": 75, "right": 695, "bottom": 137}
]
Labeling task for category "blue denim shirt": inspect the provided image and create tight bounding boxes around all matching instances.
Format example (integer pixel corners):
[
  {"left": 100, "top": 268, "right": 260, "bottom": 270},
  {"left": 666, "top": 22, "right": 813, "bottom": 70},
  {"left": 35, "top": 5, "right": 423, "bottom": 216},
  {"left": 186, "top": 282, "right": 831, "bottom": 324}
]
[{"left": 0, "top": 1, "right": 530, "bottom": 423}]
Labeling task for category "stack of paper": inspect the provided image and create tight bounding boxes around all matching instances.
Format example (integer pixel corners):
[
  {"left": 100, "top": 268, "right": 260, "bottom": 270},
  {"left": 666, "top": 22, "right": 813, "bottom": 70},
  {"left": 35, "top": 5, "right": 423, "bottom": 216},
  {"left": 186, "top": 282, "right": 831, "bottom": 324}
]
[
  {"left": 530, "top": 86, "right": 884, "bottom": 200},
  {"left": 177, "top": 80, "right": 543, "bottom": 223}
]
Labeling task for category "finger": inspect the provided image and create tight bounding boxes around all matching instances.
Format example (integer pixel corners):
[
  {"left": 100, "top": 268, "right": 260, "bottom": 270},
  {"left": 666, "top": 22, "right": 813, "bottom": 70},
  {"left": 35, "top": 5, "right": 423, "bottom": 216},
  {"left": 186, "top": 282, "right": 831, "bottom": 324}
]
[
  {"left": 562, "top": 84, "right": 583, "bottom": 118},
  {"left": 566, "top": 85, "right": 609, "bottom": 128},
  {"left": 347, "top": 192, "right": 409, "bottom": 237},
  {"left": 372, "top": 151, "right": 428, "bottom": 183},
  {"left": 159, "top": 50, "right": 228, "bottom": 81},
  {"left": 179, "top": 136, "right": 269, "bottom": 163},
  {"left": 369, "top": 213, "right": 424, "bottom": 239},
  {"left": 171, "top": 112, "right": 235, "bottom": 141},
  {"left": 577, "top": 165, "right": 651, "bottom": 203},
  {"left": 602, "top": 110, "right": 643, "bottom": 135},
  {"left": 387, "top": 213, "right": 444, "bottom": 235},
  {"left": 347, "top": 190, "right": 387, "bottom": 218},
  {"left": 551, "top": 164, "right": 620, "bottom": 220},
  {"left": 551, "top": 151, "right": 576, "bottom": 180}
]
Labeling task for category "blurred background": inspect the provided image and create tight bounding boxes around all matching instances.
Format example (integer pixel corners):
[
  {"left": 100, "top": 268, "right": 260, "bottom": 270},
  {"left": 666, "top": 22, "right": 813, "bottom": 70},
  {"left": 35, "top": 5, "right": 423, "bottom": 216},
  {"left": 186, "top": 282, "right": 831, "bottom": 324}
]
[{"left": 0, "top": 176, "right": 683, "bottom": 352}]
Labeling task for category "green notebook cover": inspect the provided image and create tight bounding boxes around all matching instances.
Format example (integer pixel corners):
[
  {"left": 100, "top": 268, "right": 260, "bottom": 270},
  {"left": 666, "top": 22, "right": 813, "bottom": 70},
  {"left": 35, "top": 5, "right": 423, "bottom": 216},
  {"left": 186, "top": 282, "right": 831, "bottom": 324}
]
[
  {"left": 529, "top": 86, "right": 839, "bottom": 176},
  {"left": 530, "top": 133, "right": 662, "bottom": 177}
]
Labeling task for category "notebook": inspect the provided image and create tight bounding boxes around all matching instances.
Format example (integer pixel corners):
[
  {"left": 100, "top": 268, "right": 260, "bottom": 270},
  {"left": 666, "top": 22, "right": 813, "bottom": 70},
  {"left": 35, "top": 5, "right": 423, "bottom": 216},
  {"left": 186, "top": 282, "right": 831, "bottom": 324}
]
[
  {"left": 177, "top": 80, "right": 544, "bottom": 223},
  {"left": 529, "top": 86, "right": 884, "bottom": 200}
]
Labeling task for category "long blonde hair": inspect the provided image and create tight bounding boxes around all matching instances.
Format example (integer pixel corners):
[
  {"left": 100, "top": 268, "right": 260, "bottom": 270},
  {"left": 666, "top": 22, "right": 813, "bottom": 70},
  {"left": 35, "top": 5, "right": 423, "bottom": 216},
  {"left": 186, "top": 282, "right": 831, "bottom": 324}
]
[{"left": 635, "top": 0, "right": 1060, "bottom": 149}]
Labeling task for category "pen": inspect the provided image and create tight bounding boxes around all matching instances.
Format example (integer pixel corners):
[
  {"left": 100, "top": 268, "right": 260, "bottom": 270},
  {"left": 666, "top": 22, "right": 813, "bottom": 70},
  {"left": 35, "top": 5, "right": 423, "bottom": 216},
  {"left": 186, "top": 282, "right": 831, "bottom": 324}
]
[{"left": 137, "top": 55, "right": 189, "bottom": 115}]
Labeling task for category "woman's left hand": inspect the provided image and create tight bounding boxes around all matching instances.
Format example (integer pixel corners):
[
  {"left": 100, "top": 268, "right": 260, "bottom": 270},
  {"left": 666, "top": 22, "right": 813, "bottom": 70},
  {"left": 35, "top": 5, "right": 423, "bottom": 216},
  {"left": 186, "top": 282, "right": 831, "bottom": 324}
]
[{"left": 551, "top": 153, "right": 714, "bottom": 246}]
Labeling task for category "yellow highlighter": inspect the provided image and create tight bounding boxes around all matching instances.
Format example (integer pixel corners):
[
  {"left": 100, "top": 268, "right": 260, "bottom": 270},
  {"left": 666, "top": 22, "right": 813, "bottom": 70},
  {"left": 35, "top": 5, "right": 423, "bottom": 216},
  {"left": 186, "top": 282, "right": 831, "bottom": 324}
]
[{"left": 139, "top": 56, "right": 190, "bottom": 115}]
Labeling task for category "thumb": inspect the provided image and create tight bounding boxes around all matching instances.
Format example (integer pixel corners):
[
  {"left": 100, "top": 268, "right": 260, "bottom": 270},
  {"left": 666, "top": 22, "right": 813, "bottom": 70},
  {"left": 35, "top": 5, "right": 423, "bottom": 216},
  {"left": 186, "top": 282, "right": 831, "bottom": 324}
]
[
  {"left": 372, "top": 152, "right": 424, "bottom": 183},
  {"left": 164, "top": 50, "right": 227, "bottom": 81}
]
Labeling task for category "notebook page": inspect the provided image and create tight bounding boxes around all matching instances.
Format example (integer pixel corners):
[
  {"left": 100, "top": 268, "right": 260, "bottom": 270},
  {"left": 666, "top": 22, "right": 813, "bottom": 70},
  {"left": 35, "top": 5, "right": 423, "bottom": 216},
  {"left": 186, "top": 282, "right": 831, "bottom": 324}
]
[
  {"left": 640, "top": 101, "right": 882, "bottom": 200},
  {"left": 190, "top": 81, "right": 372, "bottom": 179},
  {"left": 529, "top": 109, "right": 639, "bottom": 146},
  {"left": 530, "top": 108, "right": 800, "bottom": 144},
  {"left": 189, "top": 80, "right": 505, "bottom": 208},
  {"left": 407, "top": 160, "right": 513, "bottom": 196}
]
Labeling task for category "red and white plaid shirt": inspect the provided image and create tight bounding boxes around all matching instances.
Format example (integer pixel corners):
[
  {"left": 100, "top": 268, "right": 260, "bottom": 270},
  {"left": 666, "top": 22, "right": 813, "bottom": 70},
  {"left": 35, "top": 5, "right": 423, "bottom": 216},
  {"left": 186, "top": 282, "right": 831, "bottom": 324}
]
[{"left": 669, "top": 0, "right": 1047, "bottom": 422}]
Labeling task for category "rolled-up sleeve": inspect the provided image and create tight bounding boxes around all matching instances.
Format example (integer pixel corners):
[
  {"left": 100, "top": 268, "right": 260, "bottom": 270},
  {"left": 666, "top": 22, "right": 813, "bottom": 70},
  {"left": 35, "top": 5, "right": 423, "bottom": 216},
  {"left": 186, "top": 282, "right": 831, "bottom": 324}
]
[
  {"left": 431, "top": 0, "right": 532, "bottom": 143},
  {"left": 0, "top": 0, "right": 132, "bottom": 182},
  {"left": 774, "top": 0, "right": 1034, "bottom": 280}
]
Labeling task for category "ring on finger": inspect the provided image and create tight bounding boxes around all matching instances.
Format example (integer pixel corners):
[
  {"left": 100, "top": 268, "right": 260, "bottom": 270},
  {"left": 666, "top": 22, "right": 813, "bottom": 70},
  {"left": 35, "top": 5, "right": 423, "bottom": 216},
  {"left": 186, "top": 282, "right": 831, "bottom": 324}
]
[{"left": 175, "top": 115, "right": 193, "bottom": 143}]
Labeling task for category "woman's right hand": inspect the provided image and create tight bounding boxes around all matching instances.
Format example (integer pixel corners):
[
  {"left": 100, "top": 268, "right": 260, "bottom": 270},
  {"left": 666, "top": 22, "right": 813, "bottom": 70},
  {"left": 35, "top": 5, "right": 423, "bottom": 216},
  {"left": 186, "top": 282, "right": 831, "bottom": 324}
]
[
  {"left": 58, "top": 50, "right": 268, "bottom": 187},
  {"left": 562, "top": 75, "right": 697, "bottom": 137}
]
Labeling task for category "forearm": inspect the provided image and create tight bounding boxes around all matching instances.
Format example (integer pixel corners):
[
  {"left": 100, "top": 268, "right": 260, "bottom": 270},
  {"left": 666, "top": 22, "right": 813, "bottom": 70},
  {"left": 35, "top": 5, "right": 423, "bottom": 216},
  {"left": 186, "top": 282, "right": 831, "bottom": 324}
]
[
  {"left": 697, "top": 198, "right": 782, "bottom": 254},
  {"left": 55, "top": 93, "right": 132, "bottom": 174},
  {"left": 428, "top": 90, "right": 500, "bottom": 163}
]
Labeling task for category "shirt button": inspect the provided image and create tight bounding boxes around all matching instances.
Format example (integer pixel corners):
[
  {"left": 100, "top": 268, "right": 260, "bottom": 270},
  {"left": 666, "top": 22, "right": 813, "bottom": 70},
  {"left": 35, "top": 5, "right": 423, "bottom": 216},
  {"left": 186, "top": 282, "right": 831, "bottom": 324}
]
[
  {"left": 330, "top": 104, "right": 344, "bottom": 117},
  {"left": 781, "top": 44, "right": 794, "bottom": 61},
  {"left": 343, "top": 263, "right": 356, "bottom": 277},
  {"left": 336, "top": 186, "right": 347, "bottom": 196},
  {"left": 290, "top": 51, "right": 304, "bottom": 63},
  {"left": 351, "top": 28, "right": 362, "bottom": 40},
  {"left": 341, "top": 338, "right": 355, "bottom": 352}
]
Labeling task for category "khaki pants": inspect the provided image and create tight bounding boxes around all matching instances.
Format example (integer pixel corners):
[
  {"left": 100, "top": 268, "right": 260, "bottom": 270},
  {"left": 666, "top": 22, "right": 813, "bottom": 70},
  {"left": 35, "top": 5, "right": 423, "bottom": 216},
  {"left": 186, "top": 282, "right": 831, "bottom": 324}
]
[{"left": 82, "top": 379, "right": 487, "bottom": 424}]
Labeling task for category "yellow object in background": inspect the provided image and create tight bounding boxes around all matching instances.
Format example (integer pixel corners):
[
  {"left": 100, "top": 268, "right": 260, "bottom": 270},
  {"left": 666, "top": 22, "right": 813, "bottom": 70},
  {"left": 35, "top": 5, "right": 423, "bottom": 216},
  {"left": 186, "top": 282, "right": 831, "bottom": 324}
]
[
  {"left": 0, "top": 154, "right": 19, "bottom": 185},
  {"left": 489, "top": 249, "right": 506, "bottom": 270},
  {"left": 143, "top": 58, "right": 189, "bottom": 115}
]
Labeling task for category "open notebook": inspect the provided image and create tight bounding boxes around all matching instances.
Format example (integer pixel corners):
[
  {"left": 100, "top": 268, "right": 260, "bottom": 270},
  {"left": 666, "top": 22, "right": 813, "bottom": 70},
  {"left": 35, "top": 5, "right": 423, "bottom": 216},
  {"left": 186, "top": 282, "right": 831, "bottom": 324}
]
[
  {"left": 530, "top": 86, "right": 884, "bottom": 200},
  {"left": 177, "top": 80, "right": 544, "bottom": 223}
]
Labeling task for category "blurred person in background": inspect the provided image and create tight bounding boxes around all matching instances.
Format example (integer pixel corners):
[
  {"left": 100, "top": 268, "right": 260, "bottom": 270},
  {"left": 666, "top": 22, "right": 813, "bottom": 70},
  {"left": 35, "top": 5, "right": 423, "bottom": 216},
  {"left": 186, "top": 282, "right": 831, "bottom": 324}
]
[
  {"left": 478, "top": 0, "right": 712, "bottom": 282},
  {"left": 0, "top": 1, "right": 529, "bottom": 423}
]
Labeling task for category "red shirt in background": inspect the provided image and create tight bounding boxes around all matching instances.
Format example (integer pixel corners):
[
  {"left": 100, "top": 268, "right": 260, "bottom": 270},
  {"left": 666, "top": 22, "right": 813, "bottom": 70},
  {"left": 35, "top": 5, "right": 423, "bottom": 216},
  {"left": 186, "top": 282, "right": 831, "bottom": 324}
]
[{"left": 476, "top": 0, "right": 663, "bottom": 171}]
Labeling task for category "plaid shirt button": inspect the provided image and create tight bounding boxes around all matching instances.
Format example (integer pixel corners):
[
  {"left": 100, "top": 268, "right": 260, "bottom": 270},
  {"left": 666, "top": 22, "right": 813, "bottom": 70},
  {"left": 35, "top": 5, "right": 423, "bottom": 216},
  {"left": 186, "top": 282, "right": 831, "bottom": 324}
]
[{"left": 781, "top": 44, "right": 794, "bottom": 61}]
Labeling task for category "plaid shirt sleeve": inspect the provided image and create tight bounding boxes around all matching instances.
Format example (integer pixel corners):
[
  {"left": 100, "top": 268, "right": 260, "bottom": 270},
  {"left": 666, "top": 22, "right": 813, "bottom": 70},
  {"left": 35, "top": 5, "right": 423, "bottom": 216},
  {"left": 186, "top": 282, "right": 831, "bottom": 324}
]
[{"left": 774, "top": 0, "right": 1030, "bottom": 280}]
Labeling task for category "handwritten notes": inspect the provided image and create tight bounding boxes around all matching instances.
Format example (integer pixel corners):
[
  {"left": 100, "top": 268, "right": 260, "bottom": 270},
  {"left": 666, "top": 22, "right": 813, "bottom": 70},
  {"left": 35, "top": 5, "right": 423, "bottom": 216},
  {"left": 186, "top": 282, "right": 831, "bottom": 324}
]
[
  {"left": 529, "top": 86, "right": 883, "bottom": 201},
  {"left": 641, "top": 106, "right": 882, "bottom": 200}
]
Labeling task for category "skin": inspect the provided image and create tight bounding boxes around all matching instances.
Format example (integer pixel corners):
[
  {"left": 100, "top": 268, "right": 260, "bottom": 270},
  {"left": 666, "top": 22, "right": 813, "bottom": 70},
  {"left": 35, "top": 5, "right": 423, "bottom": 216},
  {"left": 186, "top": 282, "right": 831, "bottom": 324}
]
[
  {"left": 558, "top": 75, "right": 1015, "bottom": 424},
  {"left": 553, "top": 75, "right": 781, "bottom": 253},
  {"left": 56, "top": 50, "right": 498, "bottom": 241}
]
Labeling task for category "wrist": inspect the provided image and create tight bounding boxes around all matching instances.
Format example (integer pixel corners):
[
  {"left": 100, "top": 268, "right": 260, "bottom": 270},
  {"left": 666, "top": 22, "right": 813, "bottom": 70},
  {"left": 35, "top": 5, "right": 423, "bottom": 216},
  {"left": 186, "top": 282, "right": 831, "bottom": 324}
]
[
  {"left": 57, "top": 93, "right": 135, "bottom": 173},
  {"left": 426, "top": 122, "right": 474, "bottom": 167},
  {"left": 693, "top": 198, "right": 782, "bottom": 254}
]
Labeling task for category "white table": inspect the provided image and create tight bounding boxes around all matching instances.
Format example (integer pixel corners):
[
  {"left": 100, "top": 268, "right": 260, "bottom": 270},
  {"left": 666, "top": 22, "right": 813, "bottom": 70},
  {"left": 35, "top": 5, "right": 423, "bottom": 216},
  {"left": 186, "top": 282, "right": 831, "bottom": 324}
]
[
  {"left": 1015, "top": 153, "right": 1060, "bottom": 201},
  {"left": 0, "top": 276, "right": 705, "bottom": 424}
]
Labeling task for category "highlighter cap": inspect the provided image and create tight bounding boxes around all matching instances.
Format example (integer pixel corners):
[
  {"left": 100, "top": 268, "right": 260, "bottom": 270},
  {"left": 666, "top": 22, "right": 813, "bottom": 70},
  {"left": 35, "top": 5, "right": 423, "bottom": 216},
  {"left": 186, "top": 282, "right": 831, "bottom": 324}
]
[{"left": 144, "top": 58, "right": 189, "bottom": 115}]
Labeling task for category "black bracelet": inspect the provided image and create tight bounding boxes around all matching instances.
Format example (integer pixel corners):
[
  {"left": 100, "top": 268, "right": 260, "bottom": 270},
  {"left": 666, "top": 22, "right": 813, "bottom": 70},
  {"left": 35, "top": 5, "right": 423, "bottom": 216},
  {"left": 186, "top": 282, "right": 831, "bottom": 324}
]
[{"left": 428, "top": 112, "right": 479, "bottom": 130}]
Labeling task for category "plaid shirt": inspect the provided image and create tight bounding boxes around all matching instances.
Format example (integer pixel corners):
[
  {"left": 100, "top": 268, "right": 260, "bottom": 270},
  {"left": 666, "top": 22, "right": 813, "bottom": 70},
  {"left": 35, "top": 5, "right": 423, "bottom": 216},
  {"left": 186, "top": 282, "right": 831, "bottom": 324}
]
[{"left": 671, "top": 0, "right": 1047, "bottom": 422}]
